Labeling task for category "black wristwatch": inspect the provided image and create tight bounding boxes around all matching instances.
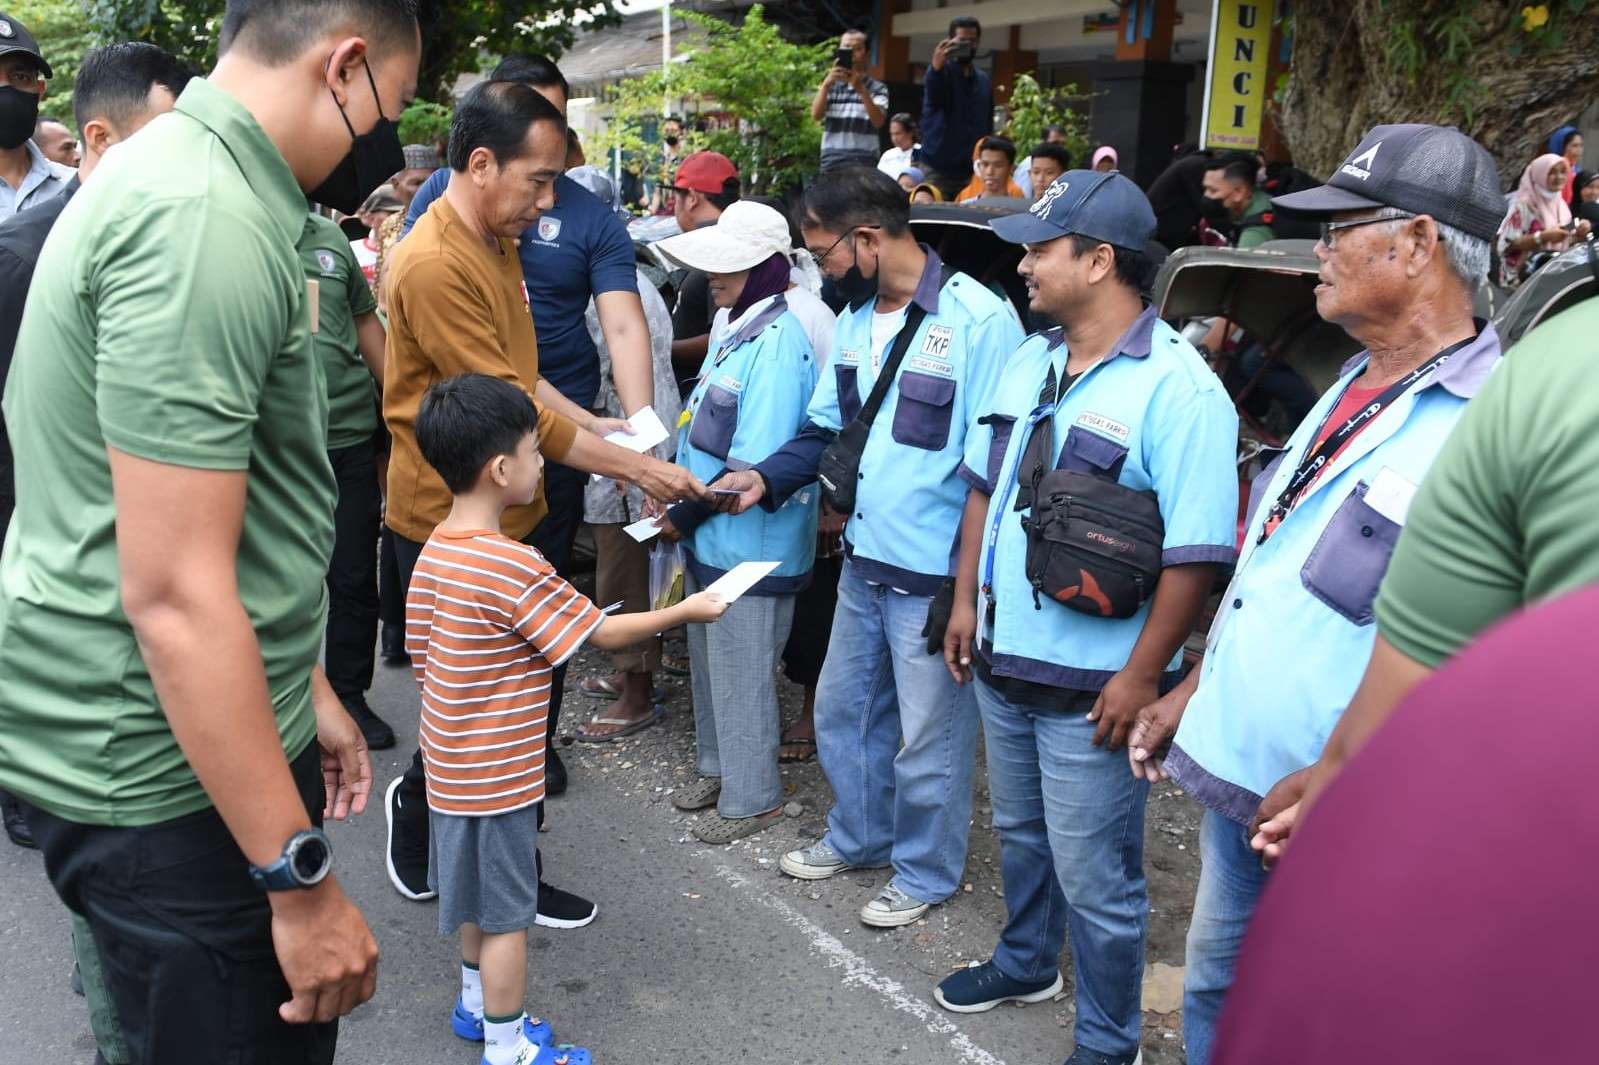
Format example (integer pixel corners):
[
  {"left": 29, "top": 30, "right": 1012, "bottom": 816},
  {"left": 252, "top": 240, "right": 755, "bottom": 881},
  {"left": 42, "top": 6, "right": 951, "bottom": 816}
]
[{"left": 248, "top": 828, "right": 333, "bottom": 891}]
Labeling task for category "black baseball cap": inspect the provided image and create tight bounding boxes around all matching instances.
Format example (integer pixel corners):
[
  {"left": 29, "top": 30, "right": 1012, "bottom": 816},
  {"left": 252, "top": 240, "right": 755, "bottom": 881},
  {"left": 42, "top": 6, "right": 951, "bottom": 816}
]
[
  {"left": 0, "top": 11, "right": 51, "bottom": 79},
  {"left": 1271, "top": 124, "right": 1503, "bottom": 243}
]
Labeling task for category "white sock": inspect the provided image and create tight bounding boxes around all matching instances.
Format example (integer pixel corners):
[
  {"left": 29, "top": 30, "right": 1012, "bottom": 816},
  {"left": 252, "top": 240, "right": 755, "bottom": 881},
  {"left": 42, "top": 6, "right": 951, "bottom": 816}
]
[
  {"left": 460, "top": 962, "right": 483, "bottom": 1016},
  {"left": 483, "top": 1014, "right": 532, "bottom": 1065}
]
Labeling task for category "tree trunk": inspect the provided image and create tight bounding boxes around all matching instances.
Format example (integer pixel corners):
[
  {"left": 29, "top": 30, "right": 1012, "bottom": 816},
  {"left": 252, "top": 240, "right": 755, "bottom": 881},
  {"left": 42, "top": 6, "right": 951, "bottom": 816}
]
[{"left": 1280, "top": 1, "right": 1599, "bottom": 185}]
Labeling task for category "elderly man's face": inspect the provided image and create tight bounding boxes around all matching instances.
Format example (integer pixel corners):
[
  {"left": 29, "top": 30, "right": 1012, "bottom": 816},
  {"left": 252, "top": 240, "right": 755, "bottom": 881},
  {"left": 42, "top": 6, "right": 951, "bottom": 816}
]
[{"left": 1312, "top": 209, "right": 1415, "bottom": 327}]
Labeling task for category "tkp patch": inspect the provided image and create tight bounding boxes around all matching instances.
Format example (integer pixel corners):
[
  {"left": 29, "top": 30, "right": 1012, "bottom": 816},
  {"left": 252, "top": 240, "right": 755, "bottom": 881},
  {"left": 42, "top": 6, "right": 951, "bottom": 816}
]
[
  {"left": 920, "top": 324, "right": 953, "bottom": 358},
  {"left": 537, "top": 217, "right": 562, "bottom": 243},
  {"left": 1075, "top": 411, "right": 1130, "bottom": 443},
  {"left": 315, "top": 249, "right": 339, "bottom": 276}
]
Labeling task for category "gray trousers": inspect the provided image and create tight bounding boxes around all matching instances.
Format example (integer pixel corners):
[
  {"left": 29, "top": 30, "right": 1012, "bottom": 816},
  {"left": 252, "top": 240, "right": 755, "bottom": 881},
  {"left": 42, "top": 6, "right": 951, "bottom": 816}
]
[{"left": 685, "top": 571, "right": 796, "bottom": 818}]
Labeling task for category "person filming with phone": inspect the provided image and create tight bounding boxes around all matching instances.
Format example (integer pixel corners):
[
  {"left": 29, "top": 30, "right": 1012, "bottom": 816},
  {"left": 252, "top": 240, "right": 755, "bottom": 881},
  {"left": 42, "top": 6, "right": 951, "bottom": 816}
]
[
  {"left": 811, "top": 29, "right": 888, "bottom": 173},
  {"left": 920, "top": 16, "right": 993, "bottom": 202}
]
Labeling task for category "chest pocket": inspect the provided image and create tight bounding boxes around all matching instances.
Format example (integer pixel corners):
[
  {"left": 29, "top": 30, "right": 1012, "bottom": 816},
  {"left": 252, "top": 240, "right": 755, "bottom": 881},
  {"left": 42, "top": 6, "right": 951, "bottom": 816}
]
[
  {"left": 891, "top": 372, "right": 957, "bottom": 451},
  {"left": 836, "top": 364, "right": 862, "bottom": 424},
  {"left": 690, "top": 384, "right": 739, "bottom": 461},
  {"left": 1299, "top": 483, "right": 1401, "bottom": 626},
  {"left": 1059, "top": 426, "right": 1130, "bottom": 480}
]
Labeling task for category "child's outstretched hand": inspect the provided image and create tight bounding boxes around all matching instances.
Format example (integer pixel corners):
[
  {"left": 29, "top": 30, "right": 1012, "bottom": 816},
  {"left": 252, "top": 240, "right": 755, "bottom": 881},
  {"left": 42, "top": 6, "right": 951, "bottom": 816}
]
[{"left": 682, "top": 590, "right": 730, "bottom": 623}]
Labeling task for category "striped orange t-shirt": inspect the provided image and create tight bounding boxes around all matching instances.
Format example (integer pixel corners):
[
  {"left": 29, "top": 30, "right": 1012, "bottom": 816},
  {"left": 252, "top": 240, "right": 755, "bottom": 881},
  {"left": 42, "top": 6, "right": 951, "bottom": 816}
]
[{"left": 406, "top": 529, "right": 603, "bottom": 816}]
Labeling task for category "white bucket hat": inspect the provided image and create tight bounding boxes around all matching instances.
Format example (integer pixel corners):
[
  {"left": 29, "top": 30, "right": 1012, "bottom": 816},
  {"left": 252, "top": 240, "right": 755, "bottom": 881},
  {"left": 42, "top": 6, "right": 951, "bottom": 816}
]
[{"left": 653, "top": 200, "right": 794, "bottom": 274}]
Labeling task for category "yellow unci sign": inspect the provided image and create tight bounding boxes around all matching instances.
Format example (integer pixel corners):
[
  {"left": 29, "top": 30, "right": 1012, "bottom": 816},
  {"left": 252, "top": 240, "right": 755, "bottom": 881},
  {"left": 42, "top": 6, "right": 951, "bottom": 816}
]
[{"left": 1201, "top": 0, "right": 1274, "bottom": 150}]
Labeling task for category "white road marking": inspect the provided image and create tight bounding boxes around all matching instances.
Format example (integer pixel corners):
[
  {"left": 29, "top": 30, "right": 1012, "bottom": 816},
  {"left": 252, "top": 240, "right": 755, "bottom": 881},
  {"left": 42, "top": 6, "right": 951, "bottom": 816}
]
[{"left": 711, "top": 864, "right": 1009, "bottom": 1065}]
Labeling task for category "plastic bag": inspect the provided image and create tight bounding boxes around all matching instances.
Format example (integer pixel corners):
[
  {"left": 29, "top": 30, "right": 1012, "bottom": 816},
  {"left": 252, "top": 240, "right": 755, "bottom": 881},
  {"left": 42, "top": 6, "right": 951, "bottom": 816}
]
[{"left": 649, "top": 540, "right": 686, "bottom": 611}]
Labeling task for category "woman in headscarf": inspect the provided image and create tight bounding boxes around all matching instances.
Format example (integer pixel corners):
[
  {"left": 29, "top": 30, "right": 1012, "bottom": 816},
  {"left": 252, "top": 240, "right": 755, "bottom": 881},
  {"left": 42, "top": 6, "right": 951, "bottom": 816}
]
[
  {"left": 1496, "top": 153, "right": 1590, "bottom": 286},
  {"left": 1091, "top": 144, "right": 1119, "bottom": 172},
  {"left": 1574, "top": 169, "right": 1599, "bottom": 228},
  {"left": 1549, "top": 125, "right": 1583, "bottom": 205}
]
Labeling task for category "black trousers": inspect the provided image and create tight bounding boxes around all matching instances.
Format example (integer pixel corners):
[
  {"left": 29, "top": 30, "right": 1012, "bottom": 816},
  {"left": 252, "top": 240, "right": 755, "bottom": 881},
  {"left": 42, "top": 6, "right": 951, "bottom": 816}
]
[
  {"left": 378, "top": 526, "right": 405, "bottom": 631},
  {"left": 25, "top": 743, "right": 336, "bottom": 1065},
  {"left": 324, "top": 441, "right": 381, "bottom": 699}
]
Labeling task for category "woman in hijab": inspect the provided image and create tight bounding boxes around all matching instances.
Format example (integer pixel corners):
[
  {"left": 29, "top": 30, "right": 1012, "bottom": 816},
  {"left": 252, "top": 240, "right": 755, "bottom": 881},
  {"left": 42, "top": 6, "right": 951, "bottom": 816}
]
[
  {"left": 1549, "top": 125, "right": 1583, "bottom": 205},
  {"left": 1574, "top": 169, "right": 1599, "bottom": 228},
  {"left": 1091, "top": 144, "right": 1119, "bottom": 172},
  {"left": 1496, "top": 153, "right": 1591, "bottom": 286}
]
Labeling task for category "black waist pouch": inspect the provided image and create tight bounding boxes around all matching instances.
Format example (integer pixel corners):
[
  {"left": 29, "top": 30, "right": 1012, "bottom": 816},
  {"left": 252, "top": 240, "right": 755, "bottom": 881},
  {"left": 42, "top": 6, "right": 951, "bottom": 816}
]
[{"left": 1019, "top": 469, "right": 1164, "bottom": 618}]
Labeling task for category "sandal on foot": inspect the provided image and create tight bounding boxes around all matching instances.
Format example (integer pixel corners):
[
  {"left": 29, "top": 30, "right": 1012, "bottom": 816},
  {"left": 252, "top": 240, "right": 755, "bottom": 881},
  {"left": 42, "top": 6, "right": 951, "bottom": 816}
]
[
  {"left": 691, "top": 806, "right": 784, "bottom": 845},
  {"left": 778, "top": 736, "right": 817, "bottom": 764},
  {"left": 670, "top": 777, "right": 721, "bottom": 811},
  {"left": 574, "top": 704, "right": 664, "bottom": 743},
  {"left": 661, "top": 653, "right": 690, "bottom": 677},
  {"left": 578, "top": 675, "right": 664, "bottom": 701}
]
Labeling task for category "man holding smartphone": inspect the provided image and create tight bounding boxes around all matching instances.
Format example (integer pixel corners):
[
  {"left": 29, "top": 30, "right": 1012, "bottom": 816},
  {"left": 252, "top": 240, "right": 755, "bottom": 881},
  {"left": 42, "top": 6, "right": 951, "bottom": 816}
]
[
  {"left": 921, "top": 16, "right": 992, "bottom": 202},
  {"left": 811, "top": 29, "right": 888, "bottom": 173}
]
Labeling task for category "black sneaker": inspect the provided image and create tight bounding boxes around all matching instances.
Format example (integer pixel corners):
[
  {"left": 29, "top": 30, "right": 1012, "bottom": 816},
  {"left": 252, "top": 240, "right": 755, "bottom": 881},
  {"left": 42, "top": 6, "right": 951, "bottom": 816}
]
[
  {"left": 343, "top": 695, "right": 396, "bottom": 751},
  {"left": 535, "top": 880, "right": 596, "bottom": 929},
  {"left": 545, "top": 746, "right": 568, "bottom": 796},
  {"left": 380, "top": 623, "right": 410, "bottom": 666},
  {"left": 384, "top": 777, "right": 436, "bottom": 900},
  {"left": 1, "top": 790, "right": 35, "bottom": 850}
]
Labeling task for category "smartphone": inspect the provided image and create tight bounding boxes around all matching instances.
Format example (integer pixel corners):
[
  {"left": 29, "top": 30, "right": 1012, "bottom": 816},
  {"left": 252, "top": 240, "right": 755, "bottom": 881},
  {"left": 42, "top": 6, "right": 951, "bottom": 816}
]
[
  {"left": 709, "top": 487, "right": 744, "bottom": 497},
  {"left": 949, "top": 41, "right": 975, "bottom": 62},
  {"left": 834, "top": 47, "right": 853, "bottom": 68}
]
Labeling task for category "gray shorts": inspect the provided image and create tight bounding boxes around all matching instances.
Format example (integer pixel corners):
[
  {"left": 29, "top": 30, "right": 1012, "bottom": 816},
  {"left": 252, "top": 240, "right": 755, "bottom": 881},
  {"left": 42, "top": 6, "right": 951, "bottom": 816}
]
[{"left": 427, "top": 804, "right": 542, "bottom": 935}]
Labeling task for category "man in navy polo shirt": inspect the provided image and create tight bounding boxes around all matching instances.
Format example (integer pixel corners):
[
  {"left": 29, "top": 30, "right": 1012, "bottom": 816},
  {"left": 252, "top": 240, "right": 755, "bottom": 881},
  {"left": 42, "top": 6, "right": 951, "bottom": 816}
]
[
  {"left": 937, "top": 172, "right": 1238, "bottom": 1065},
  {"left": 402, "top": 54, "right": 650, "bottom": 798}
]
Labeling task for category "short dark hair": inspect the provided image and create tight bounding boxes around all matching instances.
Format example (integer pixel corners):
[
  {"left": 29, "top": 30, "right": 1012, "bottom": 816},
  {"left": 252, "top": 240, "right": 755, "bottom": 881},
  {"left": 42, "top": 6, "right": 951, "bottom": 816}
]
[
  {"left": 802, "top": 165, "right": 910, "bottom": 237},
  {"left": 415, "top": 374, "right": 540, "bottom": 494},
  {"left": 73, "top": 42, "right": 193, "bottom": 135},
  {"left": 1044, "top": 123, "right": 1067, "bottom": 139},
  {"left": 842, "top": 28, "right": 871, "bottom": 47},
  {"left": 1066, "top": 234, "right": 1151, "bottom": 292},
  {"left": 890, "top": 112, "right": 916, "bottom": 133},
  {"left": 949, "top": 15, "right": 982, "bottom": 37},
  {"left": 979, "top": 135, "right": 1016, "bottom": 165},
  {"left": 664, "top": 114, "right": 684, "bottom": 127},
  {"left": 488, "top": 53, "right": 570, "bottom": 100},
  {"left": 704, "top": 178, "right": 741, "bottom": 212},
  {"left": 1204, "top": 152, "right": 1257, "bottom": 187},
  {"left": 1030, "top": 142, "right": 1072, "bottom": 171},
  {"left": 219, "top": 0, "right": 420, "bottom": 65},
  {"left": 447, "top": 80, "right": 566, "bottom": 172}
]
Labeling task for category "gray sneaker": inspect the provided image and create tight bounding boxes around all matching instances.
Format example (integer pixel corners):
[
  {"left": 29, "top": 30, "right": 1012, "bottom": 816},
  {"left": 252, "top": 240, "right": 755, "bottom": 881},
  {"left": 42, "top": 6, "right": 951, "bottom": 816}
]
[
  {"left": 779, "top": 839, "right": 849, "bottom": 880},
  {"left": 860, "top": 881, "right": 930, "bottom": 927}
]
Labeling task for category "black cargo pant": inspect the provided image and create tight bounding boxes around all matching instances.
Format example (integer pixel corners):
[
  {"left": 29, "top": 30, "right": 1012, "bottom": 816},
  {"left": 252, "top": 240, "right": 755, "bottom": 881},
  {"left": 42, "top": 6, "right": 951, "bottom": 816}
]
[{"left": 324, "top": 440, "right": 381, "bottom": 700}]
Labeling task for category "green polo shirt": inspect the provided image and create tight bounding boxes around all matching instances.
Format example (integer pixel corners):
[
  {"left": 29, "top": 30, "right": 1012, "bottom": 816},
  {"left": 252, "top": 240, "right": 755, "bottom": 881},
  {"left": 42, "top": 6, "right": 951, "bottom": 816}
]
[
  {"left": 1376, "top": 301, "right": 1599, "bottom": 668},
  {"left": 300, "top": 213, "right": 380, "bottom": 450},
  {"left": 0, "top": 79, "right": 334, "bottom": 826},
  {"left": 1236, "top": 189, "right": 1276, "bottom": 249}
]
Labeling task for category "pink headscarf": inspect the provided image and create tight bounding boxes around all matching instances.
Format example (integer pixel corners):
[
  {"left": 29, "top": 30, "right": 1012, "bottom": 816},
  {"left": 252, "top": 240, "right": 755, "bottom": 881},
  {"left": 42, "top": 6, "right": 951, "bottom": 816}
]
[
  {"left": 1092, "top": 145, "right": 1119, "bottom": 171},
  {"left": 1517, "top": 154, "right": 1573, "bottom": 231}
]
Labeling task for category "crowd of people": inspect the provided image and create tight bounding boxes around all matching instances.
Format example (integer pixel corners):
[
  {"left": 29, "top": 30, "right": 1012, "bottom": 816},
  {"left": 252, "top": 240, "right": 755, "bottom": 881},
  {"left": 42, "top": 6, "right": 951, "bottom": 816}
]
[{"left": 0, "top": 3, "right": 1595, "bottom": 1065}]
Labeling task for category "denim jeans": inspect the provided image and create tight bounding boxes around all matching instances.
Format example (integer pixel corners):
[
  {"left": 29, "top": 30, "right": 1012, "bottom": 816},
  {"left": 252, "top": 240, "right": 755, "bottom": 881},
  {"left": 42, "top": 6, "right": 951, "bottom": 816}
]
[
  {"left": 974, "top": 676, "right": 1149, "bottom": 1058},
  {"left": 685, "top": 571, "right": 795, "bottom": 818},
  {"left": 1183, "top": 808, "right": 1270, "bottom": 1065},
  {"left": 814, "top": 558, "right": 977, "bottom": 903}
]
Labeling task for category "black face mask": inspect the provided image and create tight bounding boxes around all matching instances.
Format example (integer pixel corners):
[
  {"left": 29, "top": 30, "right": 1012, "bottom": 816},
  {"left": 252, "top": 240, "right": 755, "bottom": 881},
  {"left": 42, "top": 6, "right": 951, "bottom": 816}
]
[
  {"left": 836, "top": 239, "right": 880, "bottom": 310},
  {"left": 308, "top": 59, "right": 404, "bottom": 215},
  {"left": 0, "top": 86, "right": 41, "bottom": 151},
  {"left": 664, "top": 134, "right": 680, "bottom": 147}
]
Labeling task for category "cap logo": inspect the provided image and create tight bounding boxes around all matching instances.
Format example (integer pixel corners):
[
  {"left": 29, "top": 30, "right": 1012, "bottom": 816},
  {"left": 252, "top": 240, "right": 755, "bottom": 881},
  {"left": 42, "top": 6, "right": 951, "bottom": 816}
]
[
  {"left": 1340, "top": 142, "right": 1381, "bottom": 181},
  {"left": 0, "top": 20, "right": 13, "bottom": 37},
  {"left": 1030, "top": 180, "right": 1069, "bottom": 219}
]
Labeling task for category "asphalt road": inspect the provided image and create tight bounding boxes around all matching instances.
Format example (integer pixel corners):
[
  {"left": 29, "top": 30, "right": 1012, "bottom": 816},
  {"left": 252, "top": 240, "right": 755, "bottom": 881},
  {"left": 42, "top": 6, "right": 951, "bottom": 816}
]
[{"left": 0, "top": 636, "right": 1197, "bottom": 1065}]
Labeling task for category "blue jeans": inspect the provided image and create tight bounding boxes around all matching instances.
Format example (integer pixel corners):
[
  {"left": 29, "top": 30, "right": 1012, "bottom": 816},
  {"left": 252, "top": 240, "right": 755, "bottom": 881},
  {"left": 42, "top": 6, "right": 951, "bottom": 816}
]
[
  {"left": 814, "top": 559, "right": 977, "bottom": 902},
  {"left": 1183, "top": 808, "right": 1270, "bottom": 1065},
  {"left": 975, "top": 677, "right": 1149, "bottom": 1057},
  {"left": 685, "top": 572, "right": 795, "bottom": 818}
]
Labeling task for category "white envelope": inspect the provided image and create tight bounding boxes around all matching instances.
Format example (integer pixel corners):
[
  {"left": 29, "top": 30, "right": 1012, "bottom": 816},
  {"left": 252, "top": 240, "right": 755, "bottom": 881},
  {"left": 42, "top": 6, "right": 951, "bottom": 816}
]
[
  {"left": 623, "top": 516, "right": 663, "bottom": 543},
  {"left": 1365, "top": 467, "right": 1417, "bottom": 526},
  {"left": 604, "top": 406, "right": 671, "bottom": 454},
  {"left": 703, "top": 561, "right": 780, "bottom": 604}
]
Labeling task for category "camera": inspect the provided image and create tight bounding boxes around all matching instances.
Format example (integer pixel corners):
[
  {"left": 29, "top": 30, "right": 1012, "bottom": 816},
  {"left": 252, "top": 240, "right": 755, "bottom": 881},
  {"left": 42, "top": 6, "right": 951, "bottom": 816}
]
[{"left": 949, "top": 41, "right": 976, "bottom": 62}]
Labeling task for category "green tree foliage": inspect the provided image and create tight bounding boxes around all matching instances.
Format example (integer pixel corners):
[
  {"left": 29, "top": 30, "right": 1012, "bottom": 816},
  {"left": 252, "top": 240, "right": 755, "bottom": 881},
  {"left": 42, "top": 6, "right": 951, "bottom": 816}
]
[
  {"left": 398, "top": 98, "right": 451, "bottom": 149},
  {"left": 12, "top": 0, "right": 98, "bottom": 124},
  {"left": 595, "top": 5, "right": 834, "bottom": 195},
  {"left": 1001, "top": 74, "right": 1090, "bottom": 168}
]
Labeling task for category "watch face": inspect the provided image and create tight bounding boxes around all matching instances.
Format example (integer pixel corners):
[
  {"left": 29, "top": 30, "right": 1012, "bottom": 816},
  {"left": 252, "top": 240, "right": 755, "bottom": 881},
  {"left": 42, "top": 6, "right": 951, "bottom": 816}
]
[{"left": 289, "top": 832, "right": 332, "bottom": 884}]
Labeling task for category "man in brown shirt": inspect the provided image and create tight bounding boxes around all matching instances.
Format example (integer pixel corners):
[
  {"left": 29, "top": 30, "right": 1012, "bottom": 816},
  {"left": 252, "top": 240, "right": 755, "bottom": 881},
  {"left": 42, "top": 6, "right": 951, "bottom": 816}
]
[{"left": 382, "top": 80, "right": 709, "bottom": 902}]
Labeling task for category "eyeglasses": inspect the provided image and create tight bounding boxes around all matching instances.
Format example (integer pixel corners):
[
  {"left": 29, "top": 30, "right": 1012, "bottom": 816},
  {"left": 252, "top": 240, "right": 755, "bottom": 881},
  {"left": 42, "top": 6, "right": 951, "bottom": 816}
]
[
  {"left": 1318, "top": 211, "right": 1413, "bottom": 248},
  {"left": 808, "top": 224, "right": 880, "bottom": 267}
]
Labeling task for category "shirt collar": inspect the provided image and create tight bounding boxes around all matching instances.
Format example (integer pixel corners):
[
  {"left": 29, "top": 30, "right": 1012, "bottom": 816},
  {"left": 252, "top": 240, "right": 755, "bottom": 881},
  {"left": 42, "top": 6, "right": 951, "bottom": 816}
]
[
  {"left": 173, "top": 79, "right": 307, "bottom": 247},
  {"left": 1336, "top": 319, "right": 1502, "bottom": 400},
  {"left": 910, "top": 244, "right": 944, "bottom": 315},
  {"left": 12, "top": 140, "right": 58, "bottom": 199},
  {"left": 719, "top": 293, "right": 788, "bottom": 354},
  {"left": 1043, "top": 305, "right": 1158, "bottom": 361}
]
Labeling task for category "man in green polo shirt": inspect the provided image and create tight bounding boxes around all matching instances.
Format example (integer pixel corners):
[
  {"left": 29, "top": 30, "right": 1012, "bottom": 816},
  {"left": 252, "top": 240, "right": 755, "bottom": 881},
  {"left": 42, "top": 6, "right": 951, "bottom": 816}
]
[
  {"left": 300, "top": 209, "right": 396, "bottom": 752},
  {"left": 1203, "top": 153, "right": 1276, "bottom": 248},
  {"left": 0, "top": 1, "right": 420, "bottom": 1060},
  {"left": 1253, "top": 297, "right": 1599, "bottom": 860}
]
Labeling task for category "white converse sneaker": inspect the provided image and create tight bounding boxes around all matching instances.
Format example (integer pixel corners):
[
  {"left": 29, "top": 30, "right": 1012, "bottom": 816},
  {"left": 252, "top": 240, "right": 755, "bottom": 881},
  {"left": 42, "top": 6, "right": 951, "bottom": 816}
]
[
  {"left": 860, "top": 881, "right": 931, "bottom": 927},
  {"left": 779, "top": 839, "right": 849, "bottom": 880}
]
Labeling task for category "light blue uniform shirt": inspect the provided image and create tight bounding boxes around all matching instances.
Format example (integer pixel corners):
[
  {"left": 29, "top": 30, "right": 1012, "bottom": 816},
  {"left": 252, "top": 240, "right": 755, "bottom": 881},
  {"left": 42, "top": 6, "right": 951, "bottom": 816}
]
[
  {"left": 1168, "top": 326, "right": 1503, "bottom": 823},
  {"left": 678, "top": 295, "right": 820, "bottom": 594},
  {"left": 960, "top": 309, "right": 1239, "bottom": 692},
  {"left": 807, "top": 246, "right": 1023, "bottom": 595},
  {"left": 0, "top": 140, "right": 72, "bottom": 219}
]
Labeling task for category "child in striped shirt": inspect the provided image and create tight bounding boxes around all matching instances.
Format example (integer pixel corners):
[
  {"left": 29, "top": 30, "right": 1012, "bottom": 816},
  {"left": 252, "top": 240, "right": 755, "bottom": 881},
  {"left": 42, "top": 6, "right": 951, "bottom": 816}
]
[{"left": 408, "top": 374, "right": 728, "bottom": 1065}]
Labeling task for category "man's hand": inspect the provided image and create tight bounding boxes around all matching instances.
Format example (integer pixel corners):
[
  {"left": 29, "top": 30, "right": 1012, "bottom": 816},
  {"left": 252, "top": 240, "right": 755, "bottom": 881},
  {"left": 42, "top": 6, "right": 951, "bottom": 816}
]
[
  {"left": 655, "top": 512, "right": 683, "bottom": 543},
  {"left": 272, "top": 880, "right": 380, "bottom": 1024},
  {"left": 312, "top": 679, "right": 371, "bottom": 821},
  {"left": 821, "top": 66, "right": 847, "bottom": 90},
  {"left": 709, "top": 469, "right": 767, "bottom": 514},
  {"left": 931, "top": 37, "right": 955, "bottom": 71},
  {"left": 1248, "top": 766, "right": 1312, "bottom": 869},
  {"left": 1088, "top": 669, "right": 1162, "bottom": 752},
  {"left": 943, "top": 597, "right": 977, "bottom": 685},
  {"left": 588, "top": 415, "right": 632, "bottom": 438},
  {"left": 634, "top": 455, "right": 711, "bottom": 506}
]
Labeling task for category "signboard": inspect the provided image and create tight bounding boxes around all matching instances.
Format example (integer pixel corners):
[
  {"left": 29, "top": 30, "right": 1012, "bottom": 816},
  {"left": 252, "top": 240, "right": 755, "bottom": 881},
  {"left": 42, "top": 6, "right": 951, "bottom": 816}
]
[{"left": 1200, "top": 0, "right": 1274, "bottom": 150}]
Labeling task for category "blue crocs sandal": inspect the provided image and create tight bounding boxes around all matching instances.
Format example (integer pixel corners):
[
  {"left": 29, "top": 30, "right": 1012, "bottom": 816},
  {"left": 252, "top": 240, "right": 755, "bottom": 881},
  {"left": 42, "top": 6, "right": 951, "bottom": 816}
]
[
  {"left": 450, "top": 998, "right": 553, "bottom": 1047},
  {"left": 525, "top": 1043, "right": 592, "bottom": 1065}
]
